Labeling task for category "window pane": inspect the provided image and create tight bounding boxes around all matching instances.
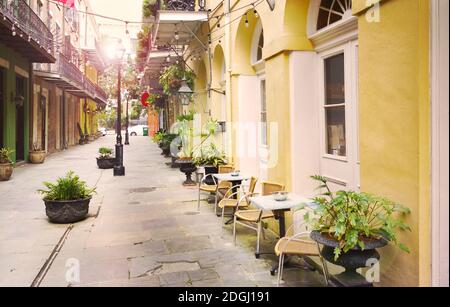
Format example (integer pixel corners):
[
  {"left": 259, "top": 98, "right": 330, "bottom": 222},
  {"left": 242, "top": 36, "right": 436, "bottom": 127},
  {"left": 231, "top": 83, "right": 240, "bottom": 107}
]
[
  {"left": 257, "top": 30, "right": 264, "bottom": 62},
  {"left": 261, "top": 80, "right": 267, "bottom": 145},
  {"left": 326, "top": 106, "right": 346, "bottom": 156},
  {"left": 325, "top": 53, "right": 345, "bottom": 105}
]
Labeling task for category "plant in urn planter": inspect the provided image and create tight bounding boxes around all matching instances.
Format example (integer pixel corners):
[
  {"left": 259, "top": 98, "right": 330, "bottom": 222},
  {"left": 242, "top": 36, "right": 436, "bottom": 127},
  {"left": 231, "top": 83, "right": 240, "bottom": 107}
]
[
  {"left": 38, "top": 171, "right": 96, "bottom": 223},
  {"left": 0, "top": 148, "right": 14, "bottom": 181},
  {"left": 96, "top": 147, "right": 115, "bottom": 169},
  {"left": 302, "top": 175, "right": 411, "bottom": 287}
]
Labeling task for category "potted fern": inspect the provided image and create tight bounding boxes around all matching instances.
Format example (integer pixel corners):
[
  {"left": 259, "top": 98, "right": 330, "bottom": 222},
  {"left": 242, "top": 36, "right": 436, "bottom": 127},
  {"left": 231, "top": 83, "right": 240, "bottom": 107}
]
[
  {"left": 304, "top": 175, "right": 411, "bottom": 286},
  {"left": 96, "top": 147, "right": 115, "bottom": 169},
  {"left": 38, "top": 171, "right": 96, "bottom": 223},
  {"left": 29, "top": 142, "right": 46, "bottom": 164},
  {"left": 0, "top": 148, "right": 14, "bottom": 181}
]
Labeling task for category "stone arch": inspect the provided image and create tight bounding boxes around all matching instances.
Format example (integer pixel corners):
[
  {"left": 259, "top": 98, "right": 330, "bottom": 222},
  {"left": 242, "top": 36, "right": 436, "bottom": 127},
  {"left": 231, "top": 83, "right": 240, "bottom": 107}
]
[
  {"left": 212, "top": 44, "right": 226, "bottom": 88},
  {"left": 233, "top": 9, "right": 264, "bottom": 75}
]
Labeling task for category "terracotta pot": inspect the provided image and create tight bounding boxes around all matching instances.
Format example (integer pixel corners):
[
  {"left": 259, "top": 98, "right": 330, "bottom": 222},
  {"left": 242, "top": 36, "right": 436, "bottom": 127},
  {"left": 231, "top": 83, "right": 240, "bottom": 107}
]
[
  {"left": 0, "top": 163, "right": 13, "bottom": 181},
  {"left": 29, "top": 151, "right": 46, "bottom": 164},
  {"left": 44, "top": 198, "right": 91, "bottom": 224}
]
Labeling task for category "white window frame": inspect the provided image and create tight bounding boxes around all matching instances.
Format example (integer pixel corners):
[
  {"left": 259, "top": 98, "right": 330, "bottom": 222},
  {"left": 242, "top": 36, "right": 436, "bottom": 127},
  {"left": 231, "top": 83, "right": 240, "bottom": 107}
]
[
  {"left": 259, "top": 77, "right": 268, "bottom": 147},
  {"left": 318, "top": 41, "right": 359, "bottom": 170}
]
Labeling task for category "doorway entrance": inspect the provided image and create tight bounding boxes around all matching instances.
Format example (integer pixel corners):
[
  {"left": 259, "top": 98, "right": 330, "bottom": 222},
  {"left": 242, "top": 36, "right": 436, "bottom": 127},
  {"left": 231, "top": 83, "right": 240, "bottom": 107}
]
[{"left": 15, "top": 76, "right": 26, "bottom": 161}]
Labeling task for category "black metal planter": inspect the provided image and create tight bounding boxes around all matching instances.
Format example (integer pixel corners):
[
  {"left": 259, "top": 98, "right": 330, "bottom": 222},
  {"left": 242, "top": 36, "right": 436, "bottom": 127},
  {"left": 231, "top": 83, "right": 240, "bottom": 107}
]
[
  {"left": 96, "top": 157, "right": 116, "bottom": 169},
  {"left": 311, "top": 230, "right": 388, "bottom": 287},
  {"left": 177, "top": 159, "right": 197, "bottom": 186},
  {"left": 44, "top": 198, "right": 91, "bottom": 224},
  {"left": 203, "top": 166, "right": 218, "bottom": 185}
]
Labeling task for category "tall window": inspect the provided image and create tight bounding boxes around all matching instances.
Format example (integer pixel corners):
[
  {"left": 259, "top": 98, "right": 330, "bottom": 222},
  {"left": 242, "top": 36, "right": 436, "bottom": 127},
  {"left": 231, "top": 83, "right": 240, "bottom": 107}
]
[
  {"left": 324, "top": 53, "right": 346, "bottom": 156},
  {"left": 256, "top": 30, "right": 264, "bottom": 62},
  {"left": 260, "top": 79, "right": 267, "bottom": 146},
  {"left": 317, "top": 0, "right": 352, "bottom": 31}
]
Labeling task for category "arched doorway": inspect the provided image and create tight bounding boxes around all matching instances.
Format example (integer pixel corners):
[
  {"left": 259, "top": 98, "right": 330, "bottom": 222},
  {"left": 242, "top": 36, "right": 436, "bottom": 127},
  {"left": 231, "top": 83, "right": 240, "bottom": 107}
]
[
  {"left": 212, "top": 44, "right": 228, "bottom": 153},
  {"left": 232, "top": 10, "right": 266, "bottom": 179}
]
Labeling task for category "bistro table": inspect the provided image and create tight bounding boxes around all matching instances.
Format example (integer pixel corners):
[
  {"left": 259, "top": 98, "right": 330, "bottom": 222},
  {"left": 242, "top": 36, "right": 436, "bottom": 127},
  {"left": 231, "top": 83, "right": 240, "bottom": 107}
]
[
  {"left": 249, "top": 194, "right": 318, "bottom": 274},
  {"left": 213, "top": 173, "right": 251, "bottom": 199}
]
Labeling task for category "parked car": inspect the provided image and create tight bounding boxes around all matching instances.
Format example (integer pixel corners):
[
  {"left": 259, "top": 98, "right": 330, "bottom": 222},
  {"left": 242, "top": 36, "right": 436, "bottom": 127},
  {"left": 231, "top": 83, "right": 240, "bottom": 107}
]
[
  {"left": 129, "top": 125, "right": 148, "bottom": 136},
  {"left": 99, "top": 127, "right": 107, "bottom": 136}
]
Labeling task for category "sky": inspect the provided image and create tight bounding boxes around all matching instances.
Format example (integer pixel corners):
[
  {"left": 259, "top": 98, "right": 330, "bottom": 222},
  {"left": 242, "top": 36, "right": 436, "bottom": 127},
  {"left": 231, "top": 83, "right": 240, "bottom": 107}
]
[{"left": 89, "top": 0, "right": 143, "bottom": 56}]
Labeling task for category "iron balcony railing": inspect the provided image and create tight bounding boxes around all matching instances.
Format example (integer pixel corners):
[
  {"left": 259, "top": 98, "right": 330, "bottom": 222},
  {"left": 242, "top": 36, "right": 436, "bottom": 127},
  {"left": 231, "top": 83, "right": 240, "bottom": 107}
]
[
  {"left": 0, "top": 0, "right": 53, "bottom": 54},
  {"left": 83, "top": 77, "right": 96, "bottom": 98},
  {"left": 94, "top": 84, "right": 108, "bottom": 102},
  {"left": 156, "top": 0, "right": 205, "bottom": 11}
]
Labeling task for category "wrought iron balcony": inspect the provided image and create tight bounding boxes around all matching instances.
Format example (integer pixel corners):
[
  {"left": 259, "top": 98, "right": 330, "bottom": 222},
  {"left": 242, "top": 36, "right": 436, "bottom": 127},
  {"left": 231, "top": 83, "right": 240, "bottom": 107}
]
[
  {"left": 94, "top": 84, "right": 108, "bottom": 104},
  {"left": 158, "top": 0, "right": 205, "bottom": 11},
  {"left": 0, "top": 0, "right": 54, "bottom": 62}
]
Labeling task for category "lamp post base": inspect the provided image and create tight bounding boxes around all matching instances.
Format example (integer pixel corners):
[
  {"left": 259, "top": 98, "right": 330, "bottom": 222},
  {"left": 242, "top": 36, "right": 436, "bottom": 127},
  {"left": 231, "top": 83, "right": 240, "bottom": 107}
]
[{"left": 114, "top": 143, "right": 125, "bottom": 176}]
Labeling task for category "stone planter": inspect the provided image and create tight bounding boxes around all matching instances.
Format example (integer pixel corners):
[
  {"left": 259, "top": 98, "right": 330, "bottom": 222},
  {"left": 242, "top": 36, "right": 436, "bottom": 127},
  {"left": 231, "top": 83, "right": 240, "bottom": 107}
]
[
  {"left": 44, "top": 198, "right": 91, "bottom": 223},
  {"left": 177, "top": 159, "right": 197, "bottom": 186},
  {"left": 311, "top": 230, "right": 388, "bottom": 287},
  {"left": 29, "top": 150, "right": 46, "bottom": 164},
  {"left": 96, "top": 157, "right": 116, "bottom": 169},
  {"left": 0, "top": 163, "right": 13, "bottom": 181}
]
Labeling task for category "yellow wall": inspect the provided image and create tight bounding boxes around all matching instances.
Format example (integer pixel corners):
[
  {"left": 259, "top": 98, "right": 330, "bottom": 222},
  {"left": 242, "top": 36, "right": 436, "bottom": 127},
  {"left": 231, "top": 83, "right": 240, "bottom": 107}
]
[
  {"left": 356, "top": 0, "right": 431, "bottom": 286},
  {"left": 189, "top": 0, "right": 432, "bottom": 286}
]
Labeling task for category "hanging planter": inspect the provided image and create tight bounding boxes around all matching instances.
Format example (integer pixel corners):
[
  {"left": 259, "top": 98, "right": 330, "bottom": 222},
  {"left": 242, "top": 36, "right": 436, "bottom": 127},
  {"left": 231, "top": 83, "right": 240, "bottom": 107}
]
[{"left": 159, "top": 64, "right": 195, "bottom": 96}]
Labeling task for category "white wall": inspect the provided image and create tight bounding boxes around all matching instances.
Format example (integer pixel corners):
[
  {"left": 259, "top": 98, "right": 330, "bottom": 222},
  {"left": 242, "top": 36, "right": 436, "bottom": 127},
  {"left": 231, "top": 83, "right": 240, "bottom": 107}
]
[
  {"left": 289, "top": 51, "right": 321, "bottom": 197},
  {"left": 431, "top": 0, "right": 449, "bottom": 287},
  {"left": 236, "top": 75, "right": 260, "bottom": 178}
]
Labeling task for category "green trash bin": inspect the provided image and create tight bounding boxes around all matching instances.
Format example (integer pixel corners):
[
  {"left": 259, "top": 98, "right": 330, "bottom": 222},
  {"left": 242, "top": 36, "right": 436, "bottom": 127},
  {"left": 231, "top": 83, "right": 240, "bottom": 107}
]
[{"left": 143, "top": 127, "right": 149, "bottom": 136}]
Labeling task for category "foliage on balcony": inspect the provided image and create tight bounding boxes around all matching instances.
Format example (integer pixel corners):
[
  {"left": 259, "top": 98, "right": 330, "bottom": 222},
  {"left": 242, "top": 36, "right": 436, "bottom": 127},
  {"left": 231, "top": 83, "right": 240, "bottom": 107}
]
[
  {"left": 136, "top": 25, "right": 152, "bottom": 72},
  {"left": 143, "top": 0, "right": 160, "bottom": 18},
  {"left": 159, "top": 64, "right": 195, "bottom": 95}
]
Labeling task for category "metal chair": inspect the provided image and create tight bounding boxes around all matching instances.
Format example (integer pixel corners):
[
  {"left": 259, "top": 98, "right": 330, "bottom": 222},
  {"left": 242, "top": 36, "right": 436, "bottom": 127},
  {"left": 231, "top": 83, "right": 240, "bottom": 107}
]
[
  {"left": 233, "top": 182, "right": 285, "bottom": 255},
  {"left": 197, "top": 165, "right": 234, "bottom": 212},
  {"left": 274, "top": 221, "right": 329, "bottom": 287},
  {"left": 218, "top": 177, "right": 258, "bottom": 226}
]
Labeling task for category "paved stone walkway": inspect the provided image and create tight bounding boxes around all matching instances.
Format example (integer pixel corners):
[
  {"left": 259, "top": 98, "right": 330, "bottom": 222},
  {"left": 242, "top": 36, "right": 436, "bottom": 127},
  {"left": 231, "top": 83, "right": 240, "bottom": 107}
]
[{"left": 0, "top": 135, "right": 325, "bottom": 287}]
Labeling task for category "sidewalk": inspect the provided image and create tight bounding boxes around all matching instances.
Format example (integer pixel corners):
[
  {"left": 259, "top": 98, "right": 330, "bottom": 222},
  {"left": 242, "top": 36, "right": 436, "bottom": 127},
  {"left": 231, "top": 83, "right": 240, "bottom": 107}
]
[{"left": 0, "top": 136, "right": 325, "bottom": 287}]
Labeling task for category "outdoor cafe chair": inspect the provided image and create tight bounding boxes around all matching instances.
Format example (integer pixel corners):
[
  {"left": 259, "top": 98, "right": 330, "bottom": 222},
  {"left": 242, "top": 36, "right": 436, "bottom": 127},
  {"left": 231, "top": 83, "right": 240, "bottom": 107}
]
[
  {"left": 197, "top": 165, "right": 234, "bottom": 212},
  {"left": 233, "top": 182, "right": 285, "bottom": 255},
  {"left": 218, "top": 177, "right": 258, "bottom": 226},
  {"left": 274, "top": 221, "right": 329, "bottom": 287}
]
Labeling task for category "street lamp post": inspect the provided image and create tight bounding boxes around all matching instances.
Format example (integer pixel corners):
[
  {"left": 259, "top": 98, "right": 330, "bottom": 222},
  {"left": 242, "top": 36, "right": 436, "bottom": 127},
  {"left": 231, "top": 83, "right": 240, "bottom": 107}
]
[
  {"left": 125, "top": 92, "right": 130, "bottom": 145},
  {"left": 114, "top": 42, "right": 126, "bottom": 176}
]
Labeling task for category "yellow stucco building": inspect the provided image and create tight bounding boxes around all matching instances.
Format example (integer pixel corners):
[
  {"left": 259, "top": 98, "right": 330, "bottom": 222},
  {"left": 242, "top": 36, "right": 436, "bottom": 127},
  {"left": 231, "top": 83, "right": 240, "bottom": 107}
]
[{"left": 151, "top": 0, "right": 448, "bottom": 287}]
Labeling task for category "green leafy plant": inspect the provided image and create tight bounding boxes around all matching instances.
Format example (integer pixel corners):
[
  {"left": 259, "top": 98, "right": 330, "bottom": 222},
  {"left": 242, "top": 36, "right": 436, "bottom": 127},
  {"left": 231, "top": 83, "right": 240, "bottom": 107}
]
[
  {"left": 152, "top": 131, "right": 166, "bottom": 143},
  {"left": 147, "top": 93, "right": 161, "bottom": 105},
  {"left": 159, "top": 64, "right": 195, "bottom": 95},
  {"left": 304, "top": 175, "right": 411, "bottom": 261},
  {"left": 193, "top": 143, "right": 227, "bottom": 167},
  {"left": 98, "top": 147, "right": 113, "bottom": 159},
  {"left": 37, "top": 171, "right": 96, "bottom": 201},
  {"left": 173, "top": 117, "right": 220, "bottom": 159},
  {"left": 0, "top": 148, "right": 14, "bottom": 164}
]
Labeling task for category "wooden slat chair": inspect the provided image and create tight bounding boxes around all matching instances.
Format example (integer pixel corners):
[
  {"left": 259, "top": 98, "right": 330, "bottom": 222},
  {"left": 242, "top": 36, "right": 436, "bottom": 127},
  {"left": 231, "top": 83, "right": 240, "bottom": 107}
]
[
  {"left": 197, "top": 165, "right": 234, "bottom": 213},
  {"left": 275, "top": 221, "right": 329, "bottom": 286},
  {"left": 233, "top": 182, "right": 285, "bottom": 255},
  {"left": 218, "top": 176, "right": 258, "bottom": 225}
]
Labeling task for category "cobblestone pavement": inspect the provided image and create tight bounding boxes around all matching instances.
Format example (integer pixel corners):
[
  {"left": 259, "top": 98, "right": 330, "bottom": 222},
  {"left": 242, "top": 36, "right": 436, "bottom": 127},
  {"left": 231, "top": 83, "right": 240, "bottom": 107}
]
[{"left": 0, "top": 135, "right": 325, "bottom": 287}]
